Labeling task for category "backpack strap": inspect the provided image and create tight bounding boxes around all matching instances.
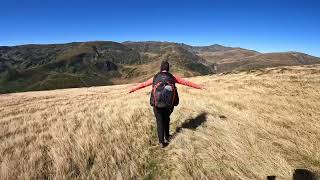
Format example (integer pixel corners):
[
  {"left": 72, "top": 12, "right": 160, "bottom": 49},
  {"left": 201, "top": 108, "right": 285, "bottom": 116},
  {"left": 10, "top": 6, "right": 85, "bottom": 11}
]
[
  {"left": 153, "top": 81, "right": 162, "bottom": 107},
  {"left": 166, "top": 82, "right": 176, "bottom": 106}
]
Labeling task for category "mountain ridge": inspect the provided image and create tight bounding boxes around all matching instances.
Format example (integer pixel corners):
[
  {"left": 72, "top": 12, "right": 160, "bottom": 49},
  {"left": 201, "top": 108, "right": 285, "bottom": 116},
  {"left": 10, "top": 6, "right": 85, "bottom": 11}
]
[{"left": 1, "top": 41, "right": 319, "bottom": 93}]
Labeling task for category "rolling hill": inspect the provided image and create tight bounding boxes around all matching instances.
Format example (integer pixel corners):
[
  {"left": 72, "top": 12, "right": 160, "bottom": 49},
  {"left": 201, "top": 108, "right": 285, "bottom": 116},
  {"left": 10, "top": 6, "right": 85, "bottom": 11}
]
[
  {"left": 212, "top": 51, "right": 320, "bottom": 72},
  {"left": 0, "top": 41, "right": 319, "bottom": 93},
  {"left": 0, "top": 65, "right": 319, "bottom": 179}
]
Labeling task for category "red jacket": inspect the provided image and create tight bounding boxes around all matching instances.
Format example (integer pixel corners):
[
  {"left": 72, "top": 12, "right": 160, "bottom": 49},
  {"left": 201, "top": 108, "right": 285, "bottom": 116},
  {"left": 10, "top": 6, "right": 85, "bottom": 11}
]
[{"left": 129, "top": 72, "right": 202, "bottom": 93}]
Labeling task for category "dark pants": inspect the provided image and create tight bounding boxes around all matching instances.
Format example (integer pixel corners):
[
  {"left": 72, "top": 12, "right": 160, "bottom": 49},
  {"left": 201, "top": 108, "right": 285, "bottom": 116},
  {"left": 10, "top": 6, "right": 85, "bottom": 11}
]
[{"left": 153, "top": 107, "right": 174, "bottom": 144}]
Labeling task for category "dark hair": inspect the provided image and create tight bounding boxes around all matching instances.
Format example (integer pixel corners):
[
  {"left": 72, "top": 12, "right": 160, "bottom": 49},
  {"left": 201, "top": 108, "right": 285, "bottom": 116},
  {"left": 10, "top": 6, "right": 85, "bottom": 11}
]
[{"left": 160, "top": 61, "right": 169, "bottom": 72}]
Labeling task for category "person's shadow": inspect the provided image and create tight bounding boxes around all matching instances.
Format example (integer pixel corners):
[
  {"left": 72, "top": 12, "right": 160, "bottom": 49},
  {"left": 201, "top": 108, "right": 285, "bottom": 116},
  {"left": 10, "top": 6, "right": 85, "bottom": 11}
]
[{"left": 172, "top": 112, "right": 208, "bottom": 139}]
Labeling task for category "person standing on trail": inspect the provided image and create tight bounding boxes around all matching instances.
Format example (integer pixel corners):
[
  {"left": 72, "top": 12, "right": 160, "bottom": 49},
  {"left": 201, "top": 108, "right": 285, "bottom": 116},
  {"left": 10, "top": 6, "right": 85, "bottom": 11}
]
[{"left": 129, "top": 61, "right": 203, "bottom": 148}]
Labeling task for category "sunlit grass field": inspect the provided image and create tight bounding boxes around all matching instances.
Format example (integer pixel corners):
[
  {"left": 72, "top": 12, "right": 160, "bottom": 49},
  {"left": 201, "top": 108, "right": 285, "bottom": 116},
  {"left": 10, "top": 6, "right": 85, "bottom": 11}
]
[{"left": 1, "top": 65, "right": 319, "bottom": 179}]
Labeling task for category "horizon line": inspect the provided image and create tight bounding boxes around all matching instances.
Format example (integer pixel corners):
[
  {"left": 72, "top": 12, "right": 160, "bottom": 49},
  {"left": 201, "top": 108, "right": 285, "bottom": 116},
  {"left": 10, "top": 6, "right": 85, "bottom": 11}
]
[{"left": 0, "top": 40, "right": 319, "bottom": 58}]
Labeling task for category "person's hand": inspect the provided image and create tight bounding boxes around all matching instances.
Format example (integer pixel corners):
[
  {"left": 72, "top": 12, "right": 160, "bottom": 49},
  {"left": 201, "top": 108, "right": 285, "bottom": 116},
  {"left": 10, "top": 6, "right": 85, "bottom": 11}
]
[
  {"left": 128, "top": 87, "right": 136, "bottom": 94},
  {"left": 200, "top": 85, "right": 207, "bottom": 90}
]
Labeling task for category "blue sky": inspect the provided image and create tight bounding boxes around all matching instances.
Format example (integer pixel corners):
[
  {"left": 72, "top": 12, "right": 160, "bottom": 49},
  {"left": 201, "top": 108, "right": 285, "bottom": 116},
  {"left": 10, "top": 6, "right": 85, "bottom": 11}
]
[{"left": 1, "top": 0, "right": 319, "bottom": 56}]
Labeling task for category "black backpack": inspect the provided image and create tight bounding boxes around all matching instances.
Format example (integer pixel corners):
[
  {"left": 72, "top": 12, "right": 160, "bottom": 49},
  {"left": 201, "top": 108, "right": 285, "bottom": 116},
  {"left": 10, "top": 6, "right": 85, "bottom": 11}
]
[{"left": 150, "top": 72, "right": 179, "bottom": 108}]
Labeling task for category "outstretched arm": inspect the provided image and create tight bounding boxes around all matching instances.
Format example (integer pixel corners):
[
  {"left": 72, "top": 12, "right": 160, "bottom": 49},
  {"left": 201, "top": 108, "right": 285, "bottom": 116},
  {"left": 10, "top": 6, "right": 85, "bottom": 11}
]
[
  {"left": 174, "top": 75, "right": 202, "bottom": 89},
  {"left": 128, "top": 77, "right": 153, "bottom": 93}
]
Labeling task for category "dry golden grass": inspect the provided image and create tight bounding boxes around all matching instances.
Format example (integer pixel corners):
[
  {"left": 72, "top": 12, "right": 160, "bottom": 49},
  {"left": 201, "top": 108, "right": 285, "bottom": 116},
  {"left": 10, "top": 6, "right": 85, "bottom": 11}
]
[{"left": 1, "top": 65, "right": 320, "bottom": 179}]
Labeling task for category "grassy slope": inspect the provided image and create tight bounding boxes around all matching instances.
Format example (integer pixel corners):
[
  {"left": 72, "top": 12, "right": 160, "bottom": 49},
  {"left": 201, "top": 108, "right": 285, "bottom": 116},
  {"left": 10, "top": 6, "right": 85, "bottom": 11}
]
[
  {"left": 213, "top": 52, "right": 320, "bottom": 73},
  {"left": 0, "top": 65, "right": 319, "bottom": 179}
]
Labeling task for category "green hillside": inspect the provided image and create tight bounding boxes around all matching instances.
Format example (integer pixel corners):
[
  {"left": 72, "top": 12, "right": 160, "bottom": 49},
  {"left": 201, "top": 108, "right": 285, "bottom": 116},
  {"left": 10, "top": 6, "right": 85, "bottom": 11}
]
[{"left": 1, "top": 41, "right": 319, "bottom": 93}]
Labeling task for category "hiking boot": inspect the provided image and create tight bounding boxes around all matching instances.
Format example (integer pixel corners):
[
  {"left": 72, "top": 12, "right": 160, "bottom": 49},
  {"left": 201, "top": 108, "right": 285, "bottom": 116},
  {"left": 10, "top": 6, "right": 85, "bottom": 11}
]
[
  {"left": 164, "top": 135, "right": 172, "bottom": 143},
  {"left": 159, "top": 142, "right": 168, "bottom": 148}
]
